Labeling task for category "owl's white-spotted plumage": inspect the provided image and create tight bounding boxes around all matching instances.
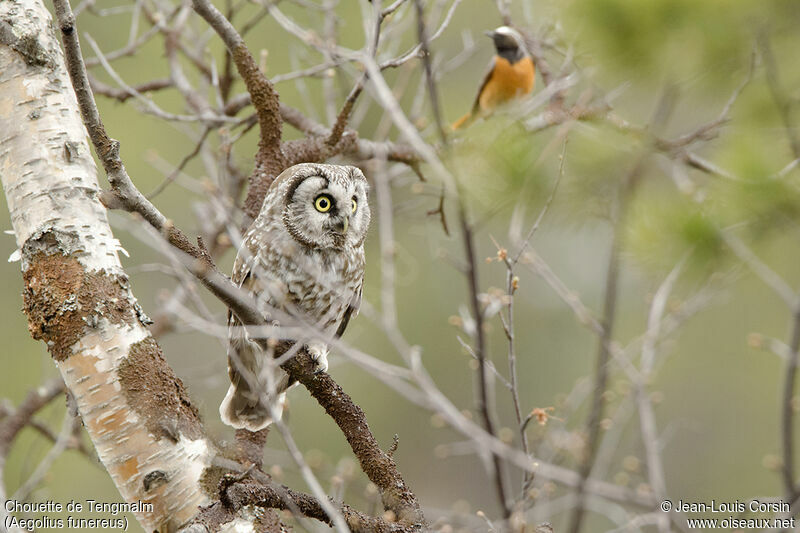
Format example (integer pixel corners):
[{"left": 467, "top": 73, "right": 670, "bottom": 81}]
[{"left": 220, "top": 163, "right": 370, "bottom": 431}]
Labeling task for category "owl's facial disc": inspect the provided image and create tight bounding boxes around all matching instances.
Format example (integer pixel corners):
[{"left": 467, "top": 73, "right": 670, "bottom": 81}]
[{"left": 282, "top": 173, "right": 369, "bottom": 250}]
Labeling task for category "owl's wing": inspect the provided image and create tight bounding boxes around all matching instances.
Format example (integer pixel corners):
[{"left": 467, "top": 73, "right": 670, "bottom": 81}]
[
  {"left": 231, "top": 239, "right": 258, "bottom": 286},
  {"left": 225, "top": 234, "right": 271, "bottom": 386},
  {"left": 226, "top": 246, "right": 256, "bottom": 333},
  {"left": 335, "top": 281, "right": 362, "bottom": 338},
  {"left": 226, "top": 249, "right": 259, "bottom": 382},
  {"left": 221, "top": 239, "right": 292, "bottom": 430},
  {"left": 229, "top": 236, "right": 273, "bottom": 318}
]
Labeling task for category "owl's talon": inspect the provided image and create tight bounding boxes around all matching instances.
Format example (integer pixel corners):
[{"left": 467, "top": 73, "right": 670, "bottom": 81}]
[
  {"left": 310, "top": 354, "right": 329, "bottom": 374},
  {"left": 306, "top": 342, "right": 329, "bottom": 374}
]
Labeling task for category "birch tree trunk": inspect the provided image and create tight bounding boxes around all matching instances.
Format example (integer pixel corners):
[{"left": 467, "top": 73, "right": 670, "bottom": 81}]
[{"left": 0, "top": 2, "right": 218, "bottom": 530}]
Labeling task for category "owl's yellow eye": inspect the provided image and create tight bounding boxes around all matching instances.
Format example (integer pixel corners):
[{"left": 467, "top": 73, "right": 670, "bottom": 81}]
[
  {"left": 351, "top": 198, "right": 357, "bottom": 213},
  {"left": 314, "top": 195, "right": 332, "bottom": 212}
]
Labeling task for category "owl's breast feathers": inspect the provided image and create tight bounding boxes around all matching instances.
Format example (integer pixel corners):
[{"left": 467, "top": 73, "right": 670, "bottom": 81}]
[{"left": 234, "top": 226, "right": 364, "bottom": 333}]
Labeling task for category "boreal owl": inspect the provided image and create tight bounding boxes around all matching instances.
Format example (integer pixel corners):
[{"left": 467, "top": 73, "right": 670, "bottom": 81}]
[{"left": 220, "top": 163, "right": 370, "bottom": 431}]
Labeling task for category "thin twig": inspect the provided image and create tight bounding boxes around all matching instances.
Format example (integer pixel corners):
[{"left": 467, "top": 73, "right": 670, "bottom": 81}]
[
  {"left": 191, "top": 0, "right": 285, "bottom": 221},
  {"left": 759, "top": 34, "right": 800, "bottom": 503},
  {"left": 637, "top": 258, "right": 687, "bottom": 533},
  {"left": 88, "top": 75, "right": 172, "bottom": 102},
  {"left": 413, "top": 0, "right": 510, "bottom": 517},
  {"left": 147, "top": 128, "right": 212, "bottom": 199},
  {"left": 567, "top": 160, "right": 642, "bottom": 533},
  {"left": 511, "top": 137, "right": 567, "bottom": 265},
  {"left": 502, "top": 137, "right": 568, "bottom": 497}
]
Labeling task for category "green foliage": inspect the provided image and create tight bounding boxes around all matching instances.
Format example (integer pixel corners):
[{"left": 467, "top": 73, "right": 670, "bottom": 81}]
[
  {"left": 567, "top": 0, "right": 797, "bottom": 85},
  {"left": 626, "top": 185, "right": 725, "bottom": 273},
  {"left": 452, "top": 120, "right": 553, "bottom": 209},
  {"left": 709, "top": 132, "right": 800, "bottom": 232}
]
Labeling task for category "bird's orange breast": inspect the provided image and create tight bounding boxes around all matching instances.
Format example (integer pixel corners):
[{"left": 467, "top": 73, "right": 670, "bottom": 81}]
[{"left": 478, "top": 56, "right": 535, "bottom": 112}]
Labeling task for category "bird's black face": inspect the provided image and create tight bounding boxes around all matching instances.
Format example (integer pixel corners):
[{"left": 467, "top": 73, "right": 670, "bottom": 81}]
[
  {"left": 488, "top": 27, "right": 526, "bottom": 63},
  {"left": 490, "top": 32, "right": 518, "bottom": 51}
]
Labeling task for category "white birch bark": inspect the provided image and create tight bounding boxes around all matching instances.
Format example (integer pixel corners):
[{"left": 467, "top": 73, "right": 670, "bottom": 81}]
[{"left": 0, "top": 2, "right": 216, "bottom": 531}]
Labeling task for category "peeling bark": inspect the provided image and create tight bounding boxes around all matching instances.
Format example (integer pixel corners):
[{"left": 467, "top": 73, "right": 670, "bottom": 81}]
[{"left": 0, "top": 2, "right": 217, "bottom": 531}]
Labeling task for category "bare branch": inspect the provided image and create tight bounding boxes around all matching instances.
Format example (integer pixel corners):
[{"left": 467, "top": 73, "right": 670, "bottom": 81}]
[
  {"left": 190, "top": 0, "right": 285, "bottom": 221},
  {"left": 567, "top": 159, "right": 644, "bottom": 533}
]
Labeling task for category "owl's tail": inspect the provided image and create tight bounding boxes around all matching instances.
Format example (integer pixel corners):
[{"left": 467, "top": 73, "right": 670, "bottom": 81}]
[{"left": 219, "top": 385, "right": 287, "bottom": 432}]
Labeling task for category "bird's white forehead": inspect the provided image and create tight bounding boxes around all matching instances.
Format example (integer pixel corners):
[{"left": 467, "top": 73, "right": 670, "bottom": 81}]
[{"left": 494, "top": 26, "right": 522, "bottom": 43}]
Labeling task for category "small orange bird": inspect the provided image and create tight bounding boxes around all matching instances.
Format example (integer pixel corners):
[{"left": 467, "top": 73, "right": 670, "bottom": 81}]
[{"left": 452, "top": 26, "right": 535, "bottom": 130}]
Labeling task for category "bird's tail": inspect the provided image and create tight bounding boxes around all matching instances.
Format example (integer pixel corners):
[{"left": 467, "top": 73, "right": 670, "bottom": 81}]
[
  {"left": 451, "top": 112, "right": 475, "bottom": 130},
  {"left": 219, "top": 384, "right": 287, "bottom": 432}
]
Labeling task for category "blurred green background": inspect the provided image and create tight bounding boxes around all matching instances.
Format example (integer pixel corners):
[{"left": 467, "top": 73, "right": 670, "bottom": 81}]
[{"left": 3, "top": 0, "right": 800, "bottom": 531}]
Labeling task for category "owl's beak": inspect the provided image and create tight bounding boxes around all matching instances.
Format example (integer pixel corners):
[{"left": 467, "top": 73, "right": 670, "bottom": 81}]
[{"left": 334, "top": 216, "right": 349, "bottom": 234}]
